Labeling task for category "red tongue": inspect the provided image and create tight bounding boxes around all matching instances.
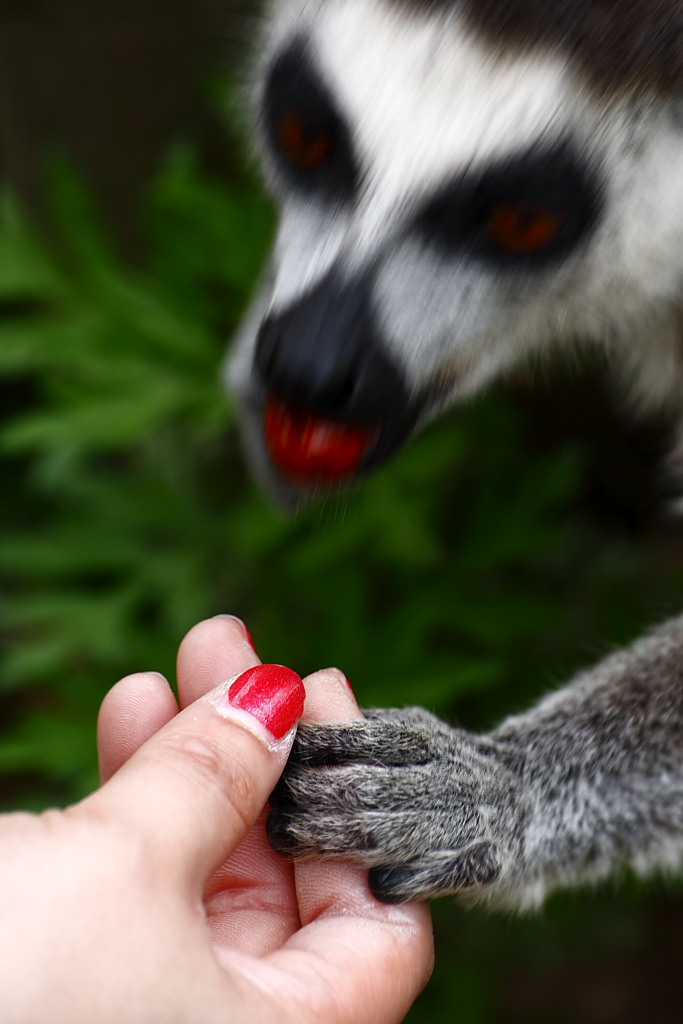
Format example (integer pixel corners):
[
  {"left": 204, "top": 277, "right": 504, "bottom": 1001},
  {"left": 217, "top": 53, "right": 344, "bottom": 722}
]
[{"left": 264, "top": 396, "right": 377, "bottom": 482}]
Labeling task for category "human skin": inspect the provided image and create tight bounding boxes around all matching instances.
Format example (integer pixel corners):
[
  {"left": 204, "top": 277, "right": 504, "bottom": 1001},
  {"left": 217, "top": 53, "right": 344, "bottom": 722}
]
[{"left": 0, "top": 615, "right": 434, "bottom": 1024}]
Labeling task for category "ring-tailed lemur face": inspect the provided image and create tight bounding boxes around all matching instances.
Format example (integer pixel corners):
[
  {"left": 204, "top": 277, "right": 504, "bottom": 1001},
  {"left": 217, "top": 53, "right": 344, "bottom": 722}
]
[{"left": 228, "top": 0, "right": 683, "bottom": 503}]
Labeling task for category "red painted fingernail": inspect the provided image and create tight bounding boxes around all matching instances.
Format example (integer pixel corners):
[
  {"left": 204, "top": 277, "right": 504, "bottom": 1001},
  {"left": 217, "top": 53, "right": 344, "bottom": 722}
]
[{"left": 227, "top": 665, "right": 305, "bottom": 740}]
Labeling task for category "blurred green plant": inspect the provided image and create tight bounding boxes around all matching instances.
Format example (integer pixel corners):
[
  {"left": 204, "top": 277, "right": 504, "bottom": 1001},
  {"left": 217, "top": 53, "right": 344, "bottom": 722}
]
[{"left": 1, "top": 142, "right": 683, "bottom": 1023}]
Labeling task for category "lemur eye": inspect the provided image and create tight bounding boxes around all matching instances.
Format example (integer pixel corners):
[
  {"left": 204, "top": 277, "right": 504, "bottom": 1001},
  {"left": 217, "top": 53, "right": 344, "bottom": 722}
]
[
  {"left": 486, "top": 202, "right": 566, "bottom": 254},
  {"left": 263, "top": 40, "right": 359, "bottom": 200},
  {"left": 277, "top": 110, "right": 335, "bottom": 171},
  {"left": 413, "top": 142, "right": 601, "bottom": 269}
]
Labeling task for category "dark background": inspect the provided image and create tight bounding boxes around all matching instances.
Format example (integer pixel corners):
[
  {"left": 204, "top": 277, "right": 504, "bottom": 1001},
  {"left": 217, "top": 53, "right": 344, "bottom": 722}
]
[
  {"left": 1, "top": 3, "right": 683, "bottom": 1022},
  {"left": 0, "top": 0, "right": 241, "bottom": 251}
]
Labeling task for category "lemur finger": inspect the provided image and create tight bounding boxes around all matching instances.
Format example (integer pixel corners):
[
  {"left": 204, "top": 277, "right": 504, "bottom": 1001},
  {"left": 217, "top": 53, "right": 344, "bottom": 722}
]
[
  {"left": 270, "top": 761, "right": 478, "bottom": 813},
  {"left": 292, "top": 718, "right": 435, "bottom": 767},
  {"left": 267, "top": 803, "right": 486, "bottom": 861},
  {"left": 368, "top": 842, "right": 501, "bottom": 903},
  {"left": 267, "top": 808, "right": 374, "bottom": 858},
  {"left": 268, "top": 806, "right": 446, "bottom": 860}
]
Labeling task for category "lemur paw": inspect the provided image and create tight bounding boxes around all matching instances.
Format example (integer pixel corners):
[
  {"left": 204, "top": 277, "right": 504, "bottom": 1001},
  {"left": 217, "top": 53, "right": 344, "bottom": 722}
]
[
  {"left": 368, "top": 841, "right": 502, "bottom": 903},
  {"left": 267, "top": 707, "right": 526, "bottom": 903}
]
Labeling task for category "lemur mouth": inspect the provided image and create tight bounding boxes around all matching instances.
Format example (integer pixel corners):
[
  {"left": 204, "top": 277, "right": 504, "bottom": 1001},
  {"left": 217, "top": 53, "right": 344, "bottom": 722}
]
[{"left": 264, "top": 395, "right": 379, "bottom": 484}]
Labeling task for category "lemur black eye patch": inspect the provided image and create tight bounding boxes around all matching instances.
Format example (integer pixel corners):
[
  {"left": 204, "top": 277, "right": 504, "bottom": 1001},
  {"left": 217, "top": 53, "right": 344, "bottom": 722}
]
[
  {"left": 413, "top": 140, "right": 603, "bottom": 269},
  {"left": 263, "top": 38, "right": 360, "bottom": 201}
]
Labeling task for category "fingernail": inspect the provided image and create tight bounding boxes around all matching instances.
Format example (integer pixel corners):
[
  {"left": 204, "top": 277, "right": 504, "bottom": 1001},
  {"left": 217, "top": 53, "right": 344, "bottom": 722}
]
[
  {"left": 224, "top": 665, "right": 305, "bottom": 740},
  {"left": 213, "top": 614, "right": 258, "bottom": 652}
]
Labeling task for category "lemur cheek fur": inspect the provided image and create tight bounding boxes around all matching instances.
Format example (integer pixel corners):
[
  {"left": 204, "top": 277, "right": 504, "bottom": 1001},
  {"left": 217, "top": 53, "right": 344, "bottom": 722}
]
[{"left": 227, "top": 0, "right": 683, "bottom": 908}]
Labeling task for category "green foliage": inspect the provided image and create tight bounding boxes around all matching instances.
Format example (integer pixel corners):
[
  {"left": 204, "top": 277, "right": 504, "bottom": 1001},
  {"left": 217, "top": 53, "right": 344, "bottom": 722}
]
[{"left": 1, "top": 140, "right": 683, "bottom": 1020}]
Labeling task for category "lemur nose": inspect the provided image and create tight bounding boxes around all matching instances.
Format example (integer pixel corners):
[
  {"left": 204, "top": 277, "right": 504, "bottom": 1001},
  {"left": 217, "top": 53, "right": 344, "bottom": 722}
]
[{"left": 255, "top": 273, "right": 409, "bottom": 424}]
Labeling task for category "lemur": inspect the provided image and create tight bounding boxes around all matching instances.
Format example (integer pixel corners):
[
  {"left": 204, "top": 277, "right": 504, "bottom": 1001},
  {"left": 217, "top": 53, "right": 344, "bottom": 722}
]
[{"left": 228, "top": 0, "right": 683, "bottom": 911}]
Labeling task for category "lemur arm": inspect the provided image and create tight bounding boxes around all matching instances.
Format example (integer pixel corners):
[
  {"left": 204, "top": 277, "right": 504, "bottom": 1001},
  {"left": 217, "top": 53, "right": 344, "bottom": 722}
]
[{"left": 267, "top": 617, "right": 683, "bottom": 909}]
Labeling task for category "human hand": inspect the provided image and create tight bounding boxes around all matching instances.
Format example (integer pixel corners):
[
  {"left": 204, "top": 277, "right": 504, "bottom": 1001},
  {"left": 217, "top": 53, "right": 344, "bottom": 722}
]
[{"left": 0, "top": 615, "right": 433, "bottom": 1024}]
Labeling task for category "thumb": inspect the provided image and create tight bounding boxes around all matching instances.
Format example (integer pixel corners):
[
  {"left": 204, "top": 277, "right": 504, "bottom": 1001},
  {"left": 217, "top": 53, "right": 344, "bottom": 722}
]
[{"left": 83, "top": 664, "right": 305, "bottom": 889}]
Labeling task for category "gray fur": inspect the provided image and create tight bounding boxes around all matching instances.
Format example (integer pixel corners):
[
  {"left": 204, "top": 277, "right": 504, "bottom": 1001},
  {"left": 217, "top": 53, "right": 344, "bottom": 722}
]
[
  {"left": 230, "top": 0, "right": 683, "bottom": 907},
  {"left": 269, "top": 621, "right": 683, "bottom": 907}
]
